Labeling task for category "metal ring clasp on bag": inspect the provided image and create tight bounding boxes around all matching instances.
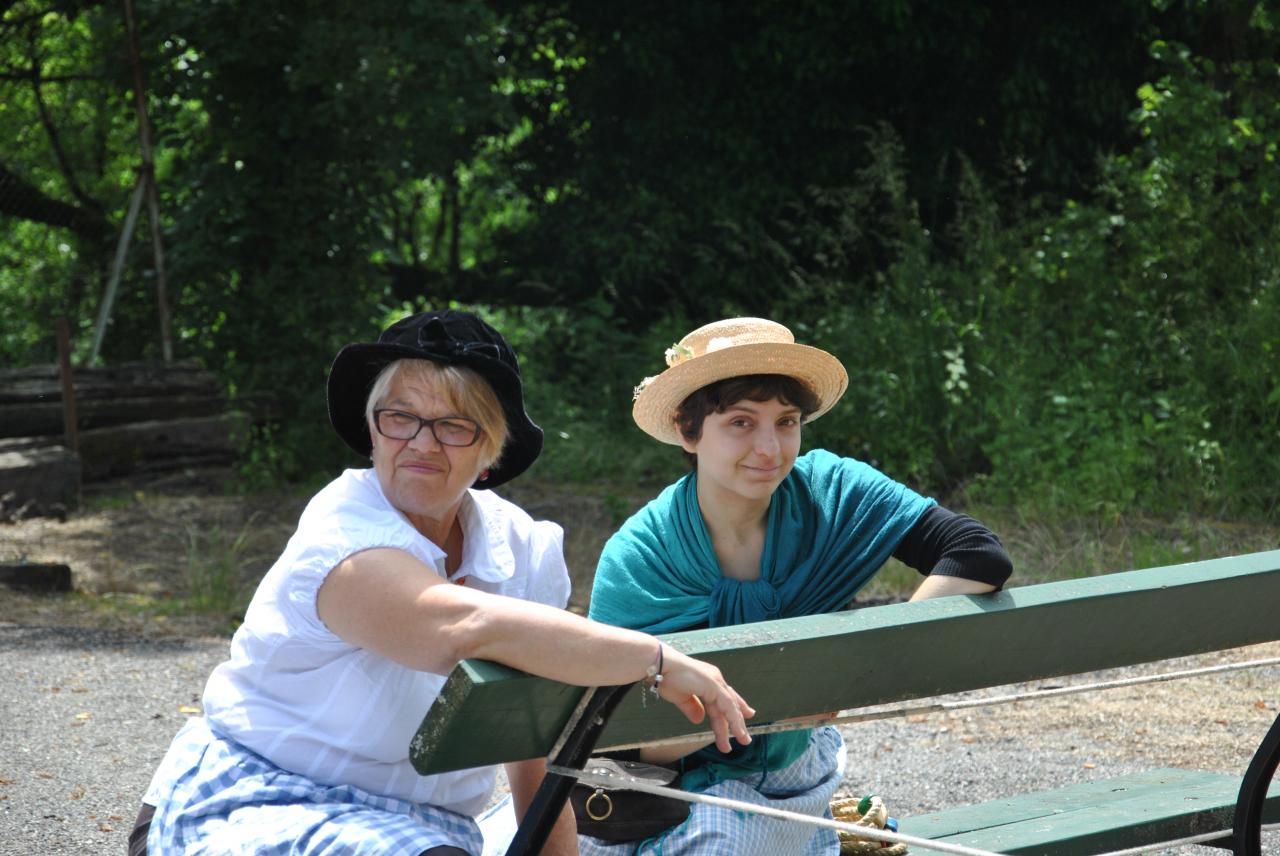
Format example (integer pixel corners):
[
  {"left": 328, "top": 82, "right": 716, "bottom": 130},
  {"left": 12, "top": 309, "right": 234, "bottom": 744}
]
[{"left": 585, "top": 788, "right": 614, "bottom": 821}]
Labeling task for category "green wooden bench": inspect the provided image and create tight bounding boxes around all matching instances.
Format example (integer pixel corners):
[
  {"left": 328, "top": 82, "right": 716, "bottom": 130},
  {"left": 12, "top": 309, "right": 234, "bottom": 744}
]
[
  {"left": 899, "top": 767, "right": 1279, "bottom": 855},
  {"left": 411, "top": 550, "right": 1280, "bottom": 855}
]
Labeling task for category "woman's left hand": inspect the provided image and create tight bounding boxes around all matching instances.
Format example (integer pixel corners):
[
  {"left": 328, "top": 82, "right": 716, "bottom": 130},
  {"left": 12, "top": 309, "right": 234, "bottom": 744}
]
[{"left": 654, "top": 647, "right": 755, "bottom": 754}]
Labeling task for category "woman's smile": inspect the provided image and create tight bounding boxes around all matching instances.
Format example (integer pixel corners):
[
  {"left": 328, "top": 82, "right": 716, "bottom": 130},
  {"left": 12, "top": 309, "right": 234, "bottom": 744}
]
[{"left": 682, "top": 398, "right": 803, "bottom": 505}]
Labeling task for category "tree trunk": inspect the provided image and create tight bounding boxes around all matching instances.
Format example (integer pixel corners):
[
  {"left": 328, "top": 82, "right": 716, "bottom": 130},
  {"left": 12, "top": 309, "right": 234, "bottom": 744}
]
[
  {"left": 0, "top": 395, "right": 230, "bottom": 439},
  {"left": 73, "top": 412, "right": 249, "bottom": 481},
  {"left": 0, "top": 359, "right": 222, "bottom": 406}
]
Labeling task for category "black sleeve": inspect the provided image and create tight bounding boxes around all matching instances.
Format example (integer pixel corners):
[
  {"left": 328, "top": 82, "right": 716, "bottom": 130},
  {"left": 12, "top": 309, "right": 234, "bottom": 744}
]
[{"left": 891, "top": 505, "right": 1013, "bottom": 588}]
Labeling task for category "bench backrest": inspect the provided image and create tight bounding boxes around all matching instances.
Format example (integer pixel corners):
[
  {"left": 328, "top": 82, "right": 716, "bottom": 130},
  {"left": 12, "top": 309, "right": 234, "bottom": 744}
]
[{"left": 411, "top": 549, "right": 1280, "bottom": 776}]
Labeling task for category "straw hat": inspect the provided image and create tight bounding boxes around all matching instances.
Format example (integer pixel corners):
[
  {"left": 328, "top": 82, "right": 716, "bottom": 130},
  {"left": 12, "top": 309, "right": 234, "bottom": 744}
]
[{"left": 631, "top": 317, "right": 848, "bottom": 445}]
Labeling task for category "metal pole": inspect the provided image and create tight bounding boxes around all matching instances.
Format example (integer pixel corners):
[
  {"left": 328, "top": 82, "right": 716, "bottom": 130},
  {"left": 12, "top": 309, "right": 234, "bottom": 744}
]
[
  {"left": 89, "top": 178, "right": 146, "bottom": 365},
  {"left": 506, "top": 684, "right": 634, "bottom": 856},
  {"left": 122, "top": 0, "right": 173, "bottom": 362}
]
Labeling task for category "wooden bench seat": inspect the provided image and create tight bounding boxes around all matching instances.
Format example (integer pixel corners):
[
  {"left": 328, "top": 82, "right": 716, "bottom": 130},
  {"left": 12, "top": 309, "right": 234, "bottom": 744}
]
[
  {"left": 408, "top": 549, "right": 1280, "bottom": 854},
  {"left": 901, "top": 768, "right": 1280, "bottom": 855}
]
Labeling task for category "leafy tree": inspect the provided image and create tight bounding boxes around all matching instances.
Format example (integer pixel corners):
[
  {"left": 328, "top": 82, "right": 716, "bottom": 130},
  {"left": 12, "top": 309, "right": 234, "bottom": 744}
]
[
  {"left": 3, "top": 0, "right": 1277, "bottom": 515},
  {"left": 0, "top": 0, "right": 138, "bottom": 362},
  {"left": 479, "top": 0, "right": 1187, "bottom": 320},
  {"left": 113, "top": 0, "right": 525, "bottom": 470}
]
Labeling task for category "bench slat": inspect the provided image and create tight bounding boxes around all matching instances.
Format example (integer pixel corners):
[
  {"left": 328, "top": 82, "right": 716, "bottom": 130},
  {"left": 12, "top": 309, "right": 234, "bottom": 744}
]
[
  {"left": 900, "top": 767, "right": 1280, "bottom": 855},
  {"left": 411, "top": 550, "right": 1280, "bottom": 775}
]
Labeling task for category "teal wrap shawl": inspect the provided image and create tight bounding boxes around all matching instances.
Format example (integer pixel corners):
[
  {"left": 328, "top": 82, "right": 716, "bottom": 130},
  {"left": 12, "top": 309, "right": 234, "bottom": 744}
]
[{"left": 588, "top": 449, "right": 934, "bottom": 787}]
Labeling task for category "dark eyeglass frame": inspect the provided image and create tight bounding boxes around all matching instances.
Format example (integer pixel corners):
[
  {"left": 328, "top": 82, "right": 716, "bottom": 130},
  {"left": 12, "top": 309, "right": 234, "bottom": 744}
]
[{"left": 372, "top": 409, "right": 482, "bottom": 447}]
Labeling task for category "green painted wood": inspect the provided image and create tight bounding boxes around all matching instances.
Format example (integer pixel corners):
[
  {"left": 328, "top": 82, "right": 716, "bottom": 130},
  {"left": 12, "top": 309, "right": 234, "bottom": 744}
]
[
  {"left": 900, "top": 767, "right": 1280, "bottom": 855},
  {"left": 898, "top": 768, "right": 1211, "bottom": 838},
  {"left": 411, "top": 550, "right": 1280, "bottom": 775}
]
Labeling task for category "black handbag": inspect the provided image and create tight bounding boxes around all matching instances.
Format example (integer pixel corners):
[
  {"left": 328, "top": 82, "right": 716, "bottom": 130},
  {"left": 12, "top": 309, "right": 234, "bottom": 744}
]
[{"left": 570, "top": 757, "right": 691, "bottom": 842}]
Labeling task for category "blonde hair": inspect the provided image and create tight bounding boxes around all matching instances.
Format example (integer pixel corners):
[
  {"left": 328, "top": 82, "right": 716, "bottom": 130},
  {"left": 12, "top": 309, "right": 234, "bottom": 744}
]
[{"left": 365, "top": 359, "right": 509, "bottom": 470}]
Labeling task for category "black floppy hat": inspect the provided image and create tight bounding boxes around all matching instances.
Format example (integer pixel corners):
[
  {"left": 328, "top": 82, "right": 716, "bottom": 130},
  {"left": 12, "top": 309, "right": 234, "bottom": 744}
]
[{"left": 326, "top": 310, "right": 543, "bottom": 489}]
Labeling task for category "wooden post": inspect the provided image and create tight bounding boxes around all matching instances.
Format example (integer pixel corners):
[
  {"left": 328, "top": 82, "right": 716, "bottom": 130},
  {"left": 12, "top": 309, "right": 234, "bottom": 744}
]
[
  {"left": 55, "top": 317, "right": 79, "bottom": 453},
  {"left": 122, "top": 0, "right": 173, "bottom": 362}
]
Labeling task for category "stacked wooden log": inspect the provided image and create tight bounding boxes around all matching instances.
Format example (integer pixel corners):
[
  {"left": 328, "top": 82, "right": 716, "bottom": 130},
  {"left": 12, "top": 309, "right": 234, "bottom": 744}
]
[{"left": 0, "top": 360, "right": 250, "bottom": 518}]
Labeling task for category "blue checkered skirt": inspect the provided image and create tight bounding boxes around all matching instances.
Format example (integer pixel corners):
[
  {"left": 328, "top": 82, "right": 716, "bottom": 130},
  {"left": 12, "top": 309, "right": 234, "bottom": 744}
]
[
  {"left": 146, "top": 718, "right": 485, "bottom": 855},
  {"left": 577, "top": 726, "right": 846, "bottom": 856}
]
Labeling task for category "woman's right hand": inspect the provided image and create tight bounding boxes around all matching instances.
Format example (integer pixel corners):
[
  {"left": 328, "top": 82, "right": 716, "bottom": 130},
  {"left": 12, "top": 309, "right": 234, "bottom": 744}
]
[{"left": 653, "top": 645, "right": 755, "bottom": 753}]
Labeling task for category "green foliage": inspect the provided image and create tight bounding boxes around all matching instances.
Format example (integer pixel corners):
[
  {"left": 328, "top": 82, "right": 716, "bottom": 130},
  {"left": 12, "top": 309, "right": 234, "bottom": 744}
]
[
  {"left": 969, "top": 38, "right": 1280, "bottom": 517},
  {"left": 453, "top": 300, "right": 690, "bottom": 486},
  {"left": 489, "top": 0, "right": 1174, "bottom": 319},
  {"left": 139, "top": 0, "right": 526, "bottom": 476},
  {"left": 721, "top": 34, "right": 1278, "bottom": 520},
  {"left": 2, "top": 1, "right": 1278, "bottom": 525},
  {"left": 0, "top": 1, "right": 139, "bottom": 365}
]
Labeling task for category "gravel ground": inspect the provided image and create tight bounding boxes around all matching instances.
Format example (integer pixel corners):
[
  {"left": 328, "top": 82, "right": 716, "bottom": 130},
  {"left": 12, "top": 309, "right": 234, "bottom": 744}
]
[
  {"left": 0, "top": 624, "right": 224, "bottom": 855},
  {"left": 2, "top": 469, "right": 1277, "bottom": 853},
  {"left": 1, "top": 619, "right": 1276, "bottom": 856}
]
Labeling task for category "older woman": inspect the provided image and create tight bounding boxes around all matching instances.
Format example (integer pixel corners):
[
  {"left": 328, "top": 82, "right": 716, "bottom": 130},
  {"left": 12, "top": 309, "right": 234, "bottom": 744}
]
[
  {"left": 129, "top": 310, "right": 753, "bottom": 856},
  {"left": 582, "top": 317, "right": 1013, "bottom": 855}
]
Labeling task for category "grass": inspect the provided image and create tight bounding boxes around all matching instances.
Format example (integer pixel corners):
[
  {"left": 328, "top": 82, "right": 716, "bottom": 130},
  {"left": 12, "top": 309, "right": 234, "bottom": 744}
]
[
  {"left": 182, "top": 514, "right": 266, "bottom": 621},
  {"left": 23, "top": 470, "right": 1276, "bottom": 633},
  {"left": 82, "top": 490, "right": 149, "bottom": 512},
  {"left": 512, "top": 478, "right": 1280, "bottom": 608},
  {"left": 972, "top": 506, "right": 1280, "bottom": 585},
  {"left": 843, "top": 509, "right": 1280, "bottom": 603},
  {"left": 63, "top": 516, "right": 274, "bottom": 635},
  {"left": 56, "top": 476, "right": 301, "bottom": 634}
]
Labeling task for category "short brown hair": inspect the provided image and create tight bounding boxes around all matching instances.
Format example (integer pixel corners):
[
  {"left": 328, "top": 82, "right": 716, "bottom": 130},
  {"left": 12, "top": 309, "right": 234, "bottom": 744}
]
[{"left": 675, "top": 374, "right": 820, "bottom": 469}]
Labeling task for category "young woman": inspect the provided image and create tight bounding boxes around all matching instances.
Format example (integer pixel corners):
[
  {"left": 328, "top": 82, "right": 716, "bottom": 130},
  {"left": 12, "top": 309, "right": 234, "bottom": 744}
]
[
  {"left": 583, "top": 317, "right": 1013, "bottom": 855},
  {"left": 129, "top": 310, "right": 754, "bottom": 856}
]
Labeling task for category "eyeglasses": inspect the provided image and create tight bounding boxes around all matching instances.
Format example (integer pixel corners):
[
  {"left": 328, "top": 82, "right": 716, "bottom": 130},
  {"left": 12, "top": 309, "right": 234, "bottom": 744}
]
[{"left": 373, "top": 409, "right": 482, "bottom": 447}]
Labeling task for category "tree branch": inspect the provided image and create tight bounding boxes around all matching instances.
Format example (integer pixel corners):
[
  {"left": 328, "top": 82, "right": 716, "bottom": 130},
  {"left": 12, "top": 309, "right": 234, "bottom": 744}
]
[
  {"left": 26, "top": 36, "right": 100, "bottom": 214},
  {"left": 0, "top": 69, "right": 101, "bottom": 83},
  {"left": 0, "top": 159, "right": 109, "bottom": 238},
  {"left": 447, "top": 171, "right": 461, "bottom": 275}
]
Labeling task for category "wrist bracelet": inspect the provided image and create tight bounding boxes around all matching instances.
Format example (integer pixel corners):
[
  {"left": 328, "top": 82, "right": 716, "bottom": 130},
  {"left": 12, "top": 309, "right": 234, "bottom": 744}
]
[{"left": 644, "top": 642, "right": 665, "bottom": 696}]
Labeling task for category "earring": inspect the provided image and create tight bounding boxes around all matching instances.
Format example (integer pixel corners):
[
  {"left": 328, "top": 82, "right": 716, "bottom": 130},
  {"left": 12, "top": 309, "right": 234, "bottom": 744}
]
[{"left": 479, "top": 469, "right": 490, "bottom": 482}]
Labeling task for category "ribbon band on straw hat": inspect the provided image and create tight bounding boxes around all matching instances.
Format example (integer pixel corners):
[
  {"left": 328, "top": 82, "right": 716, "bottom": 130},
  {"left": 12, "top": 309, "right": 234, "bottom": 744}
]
[{"left": 631, "top": 317, "right": 849, "bottom": 445}]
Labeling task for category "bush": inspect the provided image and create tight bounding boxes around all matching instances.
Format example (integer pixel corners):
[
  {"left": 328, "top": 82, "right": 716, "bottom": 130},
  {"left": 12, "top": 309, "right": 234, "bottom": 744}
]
[{"left": 768, "top": 42, "right": 1280, "bottom": 519}]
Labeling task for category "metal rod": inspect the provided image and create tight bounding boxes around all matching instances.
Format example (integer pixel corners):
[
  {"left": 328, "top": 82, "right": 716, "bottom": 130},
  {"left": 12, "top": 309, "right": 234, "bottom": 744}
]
[
  {"left": 89, "top": 178, "right": 146, "bottom": 365},
  {"left": 549, "top": 762, "right": 1003, "bottom": 856},
  {"left": 505, "top": 684, "right": 634, "bottom": 856}
]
